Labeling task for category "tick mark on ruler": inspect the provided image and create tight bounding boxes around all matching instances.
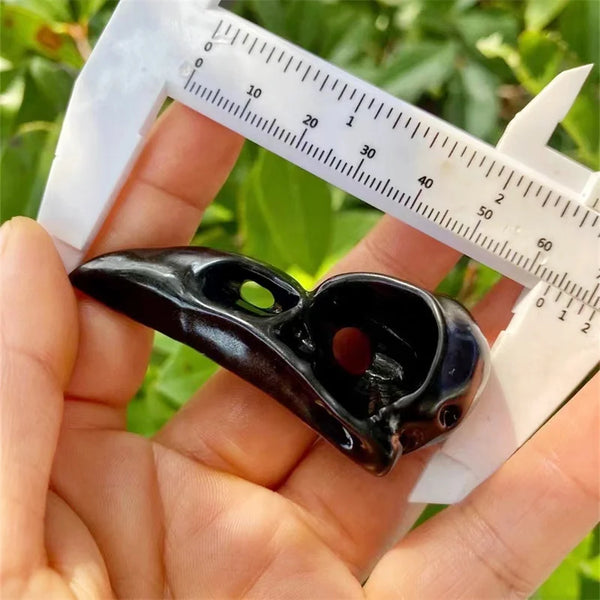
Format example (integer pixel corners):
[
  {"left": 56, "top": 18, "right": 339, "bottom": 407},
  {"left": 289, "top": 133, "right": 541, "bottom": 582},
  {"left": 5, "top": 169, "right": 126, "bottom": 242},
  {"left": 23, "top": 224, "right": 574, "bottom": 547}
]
[
  {"left": 502, "top": 170, "right": 514, "bottom": 190},
  {"left": 460, "top": 146, "right": 467, "bottom": 158},
  {"left": 338, "top": 83, "right": 347, "bottom": 101},
  {"left": 260, "top": 41, "right": 267, "bottom": 54},
  {"left": 485, "top": 160, "right": 495, "bottom": 178},
  {"left": 560, "top": 200, "right": 571, "bottom": 218},
  {"left": 230, "top": 29, "right": 240, "bottom": 45},
  {"left": 295, "top": 128, "right": 307, "bottom": 148},
  {"left": 386, "top": 107, "right": 393, "bottom": 119},
  {"left": 277, "top": 50, "right": 285, "bottom": 62},
  {"left": 212, "top": 19, "right": 223, "bottom": 38},
  {"left": 411, "top": 122, "right": 421, "bottom": 139},
  {"left": 423, "top": 126, "right": 430, "bottom": 138},
  {"left": 331, "top": 78, "right": 338, "bottom": 91},
  {"left": 248, "top": 38, "right": 257, "bottom": 54},
  {"left": 479, "top": 155, "right": 486, "bottom": 168},
  {"left": 313, "top": 68, "right": 321, "bottom": 82},
  {"left": 266, "top": 47, "right": 275, "bottom": 63},
  {"left": 374, "top": 103, "right": 384, "bottom": 120},
  {"left": 355, "top": 93, "right": 365, "bottom": 113},
  {"left": 295, "top": 59, "right": 303, "bottom": 72},
  {"left": 301, "top": 65, "right": 311, "bottom": 82},
  {"left": 393, "top": 113, "right": 402, "bottom": 129},
  {"left": 524, "top": 180, "right": 534, "bottom": 196},
  {"left": 467, "top": 151, "right": 477, "bottom": 168},
  {"left": 429, "top": 132, "right": 439, "bottom": 148},
  {"left": 542, "top": 190, "right": 551, "bottom": 207},
  {"left": 468, "top": 220, "right": 481, "bottom": 240},
  {"left": 352, "top": 158, "right": 365, "bottom": 179},
  {"left": 404, "top": 117, "right": 412, "bottom": 129},
  {"left": 319, "top": 75, "right": 330, "bottom": 91},
  {"left": 368, "top": 98, "right": 375, "bottom": 109},
  {"left": 284, "top": 56, "right": 293, "bottom": 73},
  {"left": 448, "top": 141, "right": 458, "bottom": 158},
  {"left": 184, "top": 69, "right": 196, "bottom": 90}
]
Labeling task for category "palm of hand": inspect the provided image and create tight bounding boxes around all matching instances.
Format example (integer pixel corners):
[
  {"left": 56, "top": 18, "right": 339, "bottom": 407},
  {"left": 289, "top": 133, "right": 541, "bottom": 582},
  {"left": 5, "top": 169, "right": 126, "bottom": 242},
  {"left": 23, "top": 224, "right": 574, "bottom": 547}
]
[{"left": 2, "top": 105, "right": 597, "bottom": 600}]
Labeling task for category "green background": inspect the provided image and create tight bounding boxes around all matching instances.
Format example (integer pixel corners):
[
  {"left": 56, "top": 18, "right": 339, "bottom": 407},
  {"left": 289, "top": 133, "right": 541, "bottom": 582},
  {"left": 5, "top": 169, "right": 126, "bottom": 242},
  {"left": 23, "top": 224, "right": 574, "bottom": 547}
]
[{"left": 1, "top": 0, "right": 598, "bottom": 596}]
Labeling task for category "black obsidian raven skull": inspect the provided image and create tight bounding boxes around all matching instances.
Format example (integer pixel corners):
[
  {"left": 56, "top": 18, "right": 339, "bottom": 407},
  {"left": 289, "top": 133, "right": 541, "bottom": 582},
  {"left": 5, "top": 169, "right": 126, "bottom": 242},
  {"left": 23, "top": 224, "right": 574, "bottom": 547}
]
[{"left": 70, "top": 247, "right": 488, "bottom": 475}]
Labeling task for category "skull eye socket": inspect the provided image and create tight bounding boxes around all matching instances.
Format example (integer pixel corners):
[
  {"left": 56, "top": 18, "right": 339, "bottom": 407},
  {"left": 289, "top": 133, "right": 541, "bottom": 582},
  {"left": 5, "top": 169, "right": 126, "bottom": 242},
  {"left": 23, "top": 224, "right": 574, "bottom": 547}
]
[{"left": 332, "top": 327, "right": 372, "bottom": 375}]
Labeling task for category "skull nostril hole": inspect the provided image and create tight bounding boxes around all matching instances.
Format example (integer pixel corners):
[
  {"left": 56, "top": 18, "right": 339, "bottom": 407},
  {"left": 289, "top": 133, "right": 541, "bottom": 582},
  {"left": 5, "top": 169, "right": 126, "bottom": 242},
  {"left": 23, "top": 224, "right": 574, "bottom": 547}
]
[
  {"left": 240, "top": 280, "right": 275, "bottom": 310},
  {"left": 438, "top": 404, "right": 461, "bottom": 429},
  {"left": 399, "top": 429, "right": 423, "bottom": 453},
  {"left": 332, "top": 327, "right": 372, "bottom": 375}
]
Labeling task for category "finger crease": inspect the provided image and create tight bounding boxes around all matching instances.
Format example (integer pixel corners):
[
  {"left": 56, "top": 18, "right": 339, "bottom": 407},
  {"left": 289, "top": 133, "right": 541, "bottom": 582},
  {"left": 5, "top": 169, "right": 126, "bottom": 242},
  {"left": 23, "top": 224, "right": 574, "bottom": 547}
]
[
  {"left": 456, "top": 501, "right": 535, "bottom": 599},
  {"left": 134, "top": 177, "right": 205, "bottom": 217}
]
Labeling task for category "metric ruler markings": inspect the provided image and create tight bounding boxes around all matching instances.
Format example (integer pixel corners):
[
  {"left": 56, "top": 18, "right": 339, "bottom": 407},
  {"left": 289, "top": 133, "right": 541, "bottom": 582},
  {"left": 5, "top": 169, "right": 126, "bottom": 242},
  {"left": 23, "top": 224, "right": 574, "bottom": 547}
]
[{"left": 173, "top": 11, "right": 599, "bottom": 310}]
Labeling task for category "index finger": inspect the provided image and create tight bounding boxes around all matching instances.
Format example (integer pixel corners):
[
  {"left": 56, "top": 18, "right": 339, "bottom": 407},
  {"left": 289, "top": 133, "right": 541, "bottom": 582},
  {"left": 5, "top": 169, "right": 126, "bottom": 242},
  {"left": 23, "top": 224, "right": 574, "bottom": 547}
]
[{"left": 65, "top": 104, "right": 243, "bottom": 412}]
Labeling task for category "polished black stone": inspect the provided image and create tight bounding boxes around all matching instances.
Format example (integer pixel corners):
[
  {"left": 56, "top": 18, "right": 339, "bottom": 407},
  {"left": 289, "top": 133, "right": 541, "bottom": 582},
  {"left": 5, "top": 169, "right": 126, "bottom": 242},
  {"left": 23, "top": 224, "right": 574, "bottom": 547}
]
[{"left": 70, "top": 247, "right": 487, "bottom": 474}]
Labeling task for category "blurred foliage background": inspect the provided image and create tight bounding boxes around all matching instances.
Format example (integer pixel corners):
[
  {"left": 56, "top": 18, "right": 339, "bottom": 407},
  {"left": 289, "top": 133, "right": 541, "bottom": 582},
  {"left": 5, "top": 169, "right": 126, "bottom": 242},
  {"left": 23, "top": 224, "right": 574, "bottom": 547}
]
[{"left": 1, "top": 0, "right": 598, "bottom": 596}]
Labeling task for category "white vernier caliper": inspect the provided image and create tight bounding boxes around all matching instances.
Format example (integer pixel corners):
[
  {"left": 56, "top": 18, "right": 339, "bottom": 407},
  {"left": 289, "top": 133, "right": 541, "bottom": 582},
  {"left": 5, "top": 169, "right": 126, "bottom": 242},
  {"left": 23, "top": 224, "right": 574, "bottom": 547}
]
[{"left": 37, "top": 0, "right": 599, "bottom": 503}]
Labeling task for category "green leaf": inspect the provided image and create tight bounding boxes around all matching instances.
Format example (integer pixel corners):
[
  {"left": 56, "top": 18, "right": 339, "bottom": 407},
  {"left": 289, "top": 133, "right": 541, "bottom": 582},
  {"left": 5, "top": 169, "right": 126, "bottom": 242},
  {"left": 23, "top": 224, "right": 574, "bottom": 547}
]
[
  {"left": 1, "top": 5, "right": 83, "bottom": 67},
  {"left": 444, "top": 61, "right": 499, "bottom": 142},
  {"left": 580, "top": 555, "right": 600, "bottom": 582},
  {"left": 127, "top": 387, "right": 175, "bottom": 437},
  {"left": 455, "top": 9, "right": 519, "bottom": 49},
  {"left": 535, "top": 532, "right": 595, "bottom": 599},
  {"left": 436, "top": 256, "right": 469, "bottom": 297},
  {"left": 27, "top": 56, "right": 73, "bottom": 113},
  {"left": 0, "top": 68, "right": 25, "bottom": 146},
  {"left": 559, "top": 0, "right": 599, "bottom": 66},
  {"left": 327, "top": 208, "right": 381, "bottom": 264},
  {"left": 3, "top": 0, "right": 72, "bottom": 23},
  {"left": 76, "top": 0, "right": 109, "bottom": 21},
  {"left": 153, "top": 344, "right": 218, "bottom": 407},
  {"left": 0, "top": 121, "right": 58, "bottom": 221},
  {"left": 378, "top": 41, "right": 458, "bottom": 102},
  {"left": 525, "top": 0, "right": 569, "bottom": 31},
  {"left": 241, "top": 150, "right": 333, "bottom": 276}
]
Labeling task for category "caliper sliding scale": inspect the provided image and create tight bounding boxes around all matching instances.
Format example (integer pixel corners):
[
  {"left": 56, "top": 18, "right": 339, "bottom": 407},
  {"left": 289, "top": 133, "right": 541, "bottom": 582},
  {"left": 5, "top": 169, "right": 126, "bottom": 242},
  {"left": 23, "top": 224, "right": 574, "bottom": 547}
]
[{"left": 37, "top": 0, "right": 600, "bottom": 504}]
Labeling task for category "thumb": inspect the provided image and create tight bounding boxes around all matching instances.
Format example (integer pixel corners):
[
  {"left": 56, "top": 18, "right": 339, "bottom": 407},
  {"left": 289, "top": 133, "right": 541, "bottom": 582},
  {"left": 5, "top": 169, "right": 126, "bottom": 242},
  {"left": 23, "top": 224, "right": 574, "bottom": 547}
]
[{"left": 0, "top": 217, "right": 78, "bottom": 580}]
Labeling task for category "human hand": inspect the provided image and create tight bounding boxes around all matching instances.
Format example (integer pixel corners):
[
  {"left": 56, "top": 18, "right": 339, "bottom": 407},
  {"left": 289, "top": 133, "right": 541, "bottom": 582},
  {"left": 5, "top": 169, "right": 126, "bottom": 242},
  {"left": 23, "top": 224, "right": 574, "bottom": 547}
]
[{"left": 1, "top": 104, "right": 598, "bottom": 599}]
